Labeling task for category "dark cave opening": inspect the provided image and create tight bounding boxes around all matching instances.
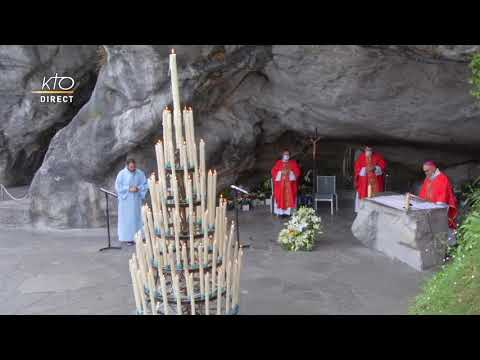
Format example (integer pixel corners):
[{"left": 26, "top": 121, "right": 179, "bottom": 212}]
[
  {"left": 7, "top": 69, "right": 98, "bottom": 187},
  {"left": 235, "top": 131, "right": 435, "bottom": 198}
]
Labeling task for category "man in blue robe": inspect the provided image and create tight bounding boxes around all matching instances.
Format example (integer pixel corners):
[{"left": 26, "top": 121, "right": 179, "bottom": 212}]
[{"left": 115, "top": 158, "right": 148, "bottom": 245}]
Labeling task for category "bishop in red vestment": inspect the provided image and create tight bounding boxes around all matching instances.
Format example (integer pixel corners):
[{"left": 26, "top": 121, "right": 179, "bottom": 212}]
[
  {"left": 354, "top": 146, "right": 387, "bottom": 211},
  {"left": 418, "top": 161, "right": 458, "bottom": 244},
  {"left": 271, "top": 149, "right": 301, "bottom": 216}
]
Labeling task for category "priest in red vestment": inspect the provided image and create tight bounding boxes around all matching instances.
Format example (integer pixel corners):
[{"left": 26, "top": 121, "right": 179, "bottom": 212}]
[
  {"left": 418, "top": 160, "right": 458, "bottom": 245},
  {"left": 271, "top": 149, "right": 301, "bottom": 217},
  {"left": 354, "top": 146, "right": 387, "bottom": 212}
]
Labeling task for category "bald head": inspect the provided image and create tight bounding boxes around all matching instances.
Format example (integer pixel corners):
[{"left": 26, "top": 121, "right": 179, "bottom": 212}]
[
  {"left": 423, "top": 160, "right": 437, "bottom": 178},
  {"left": 364, "top": 146, "right": 373, "bottom": 157}
]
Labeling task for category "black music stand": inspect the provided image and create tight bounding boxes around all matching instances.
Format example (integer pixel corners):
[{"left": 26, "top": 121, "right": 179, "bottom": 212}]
[
  {"left": 99, "top": 188, "right": 121, "bottom": 251},
  {"left": 231, "top": 185, "right": 251, "bottom": 249}
]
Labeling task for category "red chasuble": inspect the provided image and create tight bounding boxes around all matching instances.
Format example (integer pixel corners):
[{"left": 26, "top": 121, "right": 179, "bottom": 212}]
[
  {"left": 354, "top": 152, "right": 387, "bottom": 199},
  {"left": 419, "top": 171, "right": 458, "bottom": 229},
  {"left": 271, "top": 160, "right": 301, "bottom": 210}
]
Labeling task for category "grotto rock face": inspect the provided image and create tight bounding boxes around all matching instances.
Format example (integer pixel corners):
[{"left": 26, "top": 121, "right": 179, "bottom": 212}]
[
  {"left": 29, "top": 45, "right": 273, "bottom": 227},
  {"left": 0, "top": 45, "right": 98, "bottom": 186},
  {"left": 27, "top": 45, "right": 480, "bottom": 228}
]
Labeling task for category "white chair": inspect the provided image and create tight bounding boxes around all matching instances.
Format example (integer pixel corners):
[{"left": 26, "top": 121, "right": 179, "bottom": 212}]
[{"left": 314, "top": 176, "right": 338, "bottom": 215}]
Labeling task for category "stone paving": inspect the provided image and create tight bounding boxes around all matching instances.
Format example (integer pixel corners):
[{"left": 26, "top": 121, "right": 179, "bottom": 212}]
[{"left": 0, "top": 201, "right": 428, "bottom": 314}]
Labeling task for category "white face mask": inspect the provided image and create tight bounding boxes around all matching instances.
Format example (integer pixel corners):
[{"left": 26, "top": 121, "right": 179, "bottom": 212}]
[{"left": 282, "top": 154, "right": 289, "bottom": 161}]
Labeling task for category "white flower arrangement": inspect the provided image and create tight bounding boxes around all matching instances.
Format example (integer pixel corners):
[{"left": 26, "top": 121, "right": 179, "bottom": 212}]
[{"left": 278, "top": 207, "right": 323, "bottom": 251}]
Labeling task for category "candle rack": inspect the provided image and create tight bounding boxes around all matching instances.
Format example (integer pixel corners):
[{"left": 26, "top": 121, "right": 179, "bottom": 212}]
[{"left": 128, "top": 50, "right": 244, "bottom": 315}]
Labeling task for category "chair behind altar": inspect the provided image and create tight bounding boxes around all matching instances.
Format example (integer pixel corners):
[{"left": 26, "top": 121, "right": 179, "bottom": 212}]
[{"left": 314, "top": 176, "right": 338, "bottom": 215}]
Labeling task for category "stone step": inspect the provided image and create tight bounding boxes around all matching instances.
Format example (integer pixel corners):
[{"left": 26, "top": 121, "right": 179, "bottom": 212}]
[
  {"left": 0, "top": 186, "right": 31, "bottom": 227},
  {"left": 0, "top": 198, "right": 31, "bottom": 226}
]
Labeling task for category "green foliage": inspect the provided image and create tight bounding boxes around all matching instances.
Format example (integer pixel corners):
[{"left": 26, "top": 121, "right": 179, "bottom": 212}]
[
  {"left": 469, "top": 53, "right": 480, "bottom": 100},
  {"left": 261, "top": 176, "right": 272, "bottom": 195},
  {"left": 409, "top": 177, "right": 480, "bottom": 314},
  {"left": 220, "top": 187, "right": 232, "bottom": 200}
]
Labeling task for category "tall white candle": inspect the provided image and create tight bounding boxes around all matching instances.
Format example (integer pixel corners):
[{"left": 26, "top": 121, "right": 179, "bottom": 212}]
[
  {"left": 233, "top": 226, "right": 239, "bottom": 268},
  {"left": 225, "top": 261, "right": 232, "bottom": 314},
  {"left": 179, "top": 138, "right": 187, "bottom": 172},
  {"left": 205, "top": 272, "right": 210, "bottom": 315},
  {"left": 160, "top": 231, "right": 167, "bottom": 268},
  {"left": 207, "top": 170, "right": 213, "bottom": 227},
  {"left": 159, "top": 272, "right": 169, "bottom": 315},
  {"left": 173, "top": 213, "right": 181, "bottom": 264},
  {"left": 188, "top": 109, "right": 197, "bottom": 169},
  {"left": 168, "top": 244, "right": 176, "bottom": 277},
  {"left": 212, "top": 170, "right": 217, "bottom": 223},
  {"left": 189, "top": 272, "right": 195, "bottom": 315},
  {"left": 199, "top": 246, "right": 205, "bottom": 297},
  {"left": 129, "top": 259, "right": 141, "bottom": 313},
  {"left": 194, "top": 169, "right": 200, "bottom": 203},
  {"left": 203, "top": 230, "right": 208, "bottom": 266},
  {"left": 200, "top": 139, "right": 206, "bottom": 215},
  {"left": 231, "top": 259, "right": 237, "bottom": 311},
  {"left": 203, "top": 210, "right": 208, "bottom": 239},
  {"left": 236, "top": 249, "right": 243, "bottom": 308},
  {"left": 135, "top": 267, "right": 147, "bottom": 314},
  {"left": 212, "top": 240, "right": 217, "bottom": 291},
  {"left": 172, "top": 273, "right": 182, "bottom": 315},
  {"left": 147, "top": 270, "right": 156, "bottom": 315},
  {"left": 169, "top": 137, "right": 176, "bottom": 171},
  {"left": 162, "top": 109, "right": 170, "bottom": 166},
  {"left": 146, "top": 209, "right": 157, "bottom": 263},
  {"left": 188, "top": 107, "right": 196, "bottom": 147},
  {"left": 226, "top": 220, "right": 234, "bottom": 265},
  {"left": 173, "top": 109, "right": 183, "bottom": 151},
  {"left": 172, "top": 172, "right": 180, "bottom": 216},
  {"left": 156, "top": 141, "right": 168, "bottom": 200},
  {"left": 141, "top": 207, "right": 153, "bottom": 264},
  {"left": 216, "top": 265, "right": 224, "bottom": 315},
  {"left": 169, "top": 49, "right": 181, "bottom": 112},
  {"left": 183, "top": 107, "right": 191, "bottom": 167},
  {"left": 182, "top": 245, "right": 189, "bottom": 299},
  {"left": 166, "top": 110, "right": 175, "bottom": 169}
]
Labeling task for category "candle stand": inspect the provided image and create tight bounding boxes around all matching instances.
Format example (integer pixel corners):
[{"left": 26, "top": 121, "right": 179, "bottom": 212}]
[{"left": 128, "top": 50, "right": 244, "bottom": 315}]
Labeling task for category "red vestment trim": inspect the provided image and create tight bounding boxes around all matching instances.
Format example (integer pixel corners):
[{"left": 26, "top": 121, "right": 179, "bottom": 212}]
[{"left": 271, "top": 160, "right": 301, "bottom": 210}]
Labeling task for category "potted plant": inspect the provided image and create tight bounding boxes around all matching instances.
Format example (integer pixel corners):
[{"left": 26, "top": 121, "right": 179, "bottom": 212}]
[
  {"left": 260, "top": 176, "right": 272, "bottom": 206},
  {"left": 278, "top": 207, "right": 323, "bottom": 251},
  {"left": 239, "top": 195, "right": 252, "bottom": 211},
  {"left": 257, "top": 192, "right": 266, "bottom": 206}
]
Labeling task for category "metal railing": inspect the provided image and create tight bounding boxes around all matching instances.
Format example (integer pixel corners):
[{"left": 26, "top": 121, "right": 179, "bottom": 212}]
[{"left": 0, "top": 184, "right": 29, "bottom": 201}]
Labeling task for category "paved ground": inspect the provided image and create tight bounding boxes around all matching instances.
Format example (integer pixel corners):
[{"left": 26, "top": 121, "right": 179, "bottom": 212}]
[{"left": 0, "top": 201, "right": 428, "bottom": 314}]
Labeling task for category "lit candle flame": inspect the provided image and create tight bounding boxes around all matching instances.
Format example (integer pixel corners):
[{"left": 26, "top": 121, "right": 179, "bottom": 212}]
[{"left": 171, "top": 48, "right": 175, "bottom": 54}]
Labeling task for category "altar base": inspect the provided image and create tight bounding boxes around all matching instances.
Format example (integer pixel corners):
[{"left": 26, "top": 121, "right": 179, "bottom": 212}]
[{"left": 351, "top": 193, "right": 449, "bottom": 271}]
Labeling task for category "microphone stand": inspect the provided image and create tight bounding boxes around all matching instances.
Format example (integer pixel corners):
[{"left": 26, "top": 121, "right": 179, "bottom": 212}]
[
  {"left": 99, "top": 188, "right": 121, "bottom": 252},
  {"left": 231, "top": 185, "right": 251, "bottom": 249}
]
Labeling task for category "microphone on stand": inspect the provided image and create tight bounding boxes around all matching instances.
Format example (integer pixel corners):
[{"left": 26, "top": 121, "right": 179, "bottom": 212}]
[
  {"left": 230, "top": 185, "right": 249, "bottom": 195},
  {"left": 230, "top": 185, "right": 251, "bottom": 249}
]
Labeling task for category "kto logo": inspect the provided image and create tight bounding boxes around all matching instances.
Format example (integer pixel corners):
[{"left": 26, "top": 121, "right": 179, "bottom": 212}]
[{"left": 31, "top": 73, "right": 75, "bottom": 103}]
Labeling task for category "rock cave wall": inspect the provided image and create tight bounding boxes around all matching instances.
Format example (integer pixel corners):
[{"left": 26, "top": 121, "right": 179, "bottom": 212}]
[
  {"left": 0, "top": 45, "right": 99, "bottom": 186},
  {"left": 1, "top": 45, "right": 480, "bottom": 228}
]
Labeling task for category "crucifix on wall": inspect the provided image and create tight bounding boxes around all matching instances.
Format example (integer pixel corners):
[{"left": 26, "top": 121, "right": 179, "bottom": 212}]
[{"left": 309, "top": 128, "right": 321, "bottom": 194}]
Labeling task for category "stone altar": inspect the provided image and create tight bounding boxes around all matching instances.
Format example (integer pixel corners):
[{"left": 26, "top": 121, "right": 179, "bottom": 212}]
[{"left": 351, "top": 192, "right": 449, "bottom": 271}]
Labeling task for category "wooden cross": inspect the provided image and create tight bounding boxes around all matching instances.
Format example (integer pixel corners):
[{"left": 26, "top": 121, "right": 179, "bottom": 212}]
[{"left": 309, "top": 128, "right": 321, "bottom": 193}]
